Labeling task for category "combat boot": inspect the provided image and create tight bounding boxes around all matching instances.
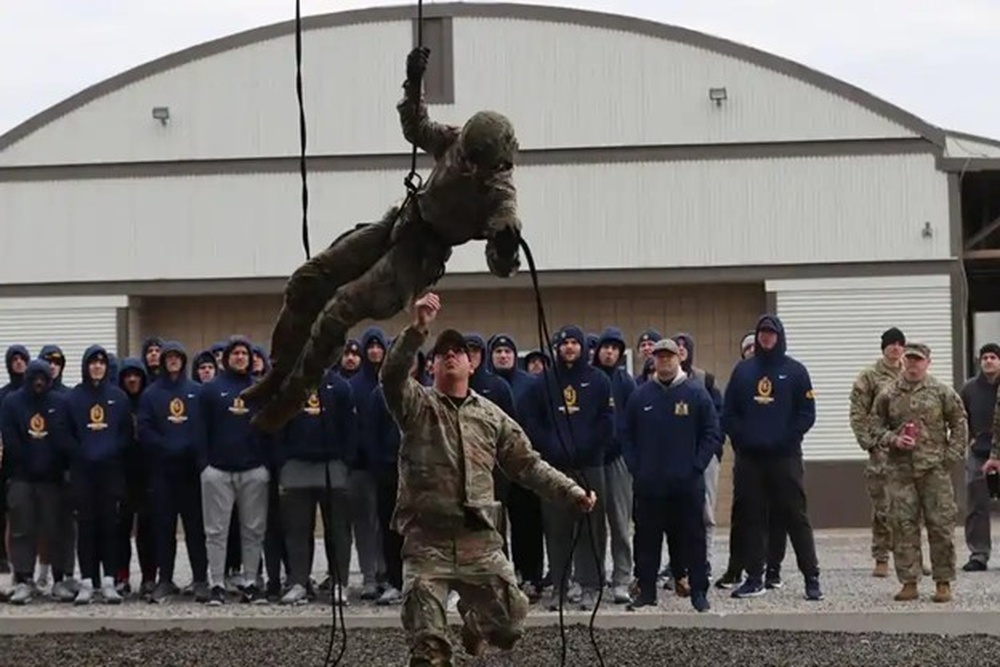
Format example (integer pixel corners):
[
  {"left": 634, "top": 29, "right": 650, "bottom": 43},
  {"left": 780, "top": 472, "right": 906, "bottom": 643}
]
[
  {"left": 872, "top": 561, "right": 889, "bottom": 578},
  {"left": 893, "top": 582, "right": 918, "bottom": 601},
  {"left": 460, "top": 625, "right": 487, "bottom": 657},
  {"left": 932, "top": 581, "right": 952, "bottom": 603}
]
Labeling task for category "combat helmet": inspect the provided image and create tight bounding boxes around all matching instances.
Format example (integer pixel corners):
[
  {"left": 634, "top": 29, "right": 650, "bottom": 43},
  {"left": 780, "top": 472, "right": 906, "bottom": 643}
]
[{"left": 459, "top": 111, "right": 518, "bottom": 170}]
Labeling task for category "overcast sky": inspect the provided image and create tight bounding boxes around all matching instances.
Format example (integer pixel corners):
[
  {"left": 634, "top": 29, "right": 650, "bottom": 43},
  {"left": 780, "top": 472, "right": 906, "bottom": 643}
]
[{"left": 2, "top": 0, "right": 997, "bottom": 140}]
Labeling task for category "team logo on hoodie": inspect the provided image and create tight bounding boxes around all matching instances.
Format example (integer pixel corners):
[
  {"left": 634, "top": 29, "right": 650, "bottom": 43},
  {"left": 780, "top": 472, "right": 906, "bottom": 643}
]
[
  {"left": 675, "top": 401, "right": 689, "bottom": 416},
  {"left": 304, "top": 391, "right": 321, "bottom": 416},
  {"left": 88, "top": 404, "right": 109, "bottom": 431},
  {"left": 228, "top": 397, "right": 249, "bottom": 415},
  {"left": 168, "top": 397, "right": 188, "bottom": 424},
  {"left": 754, "top": 377, "right": 774, "bottom": 405},
  {"left": 558, "top": 385, "right": 580, "bottom": 414},
  {"left": 28, "top": 413, "right": 47, "bottom": 439}
]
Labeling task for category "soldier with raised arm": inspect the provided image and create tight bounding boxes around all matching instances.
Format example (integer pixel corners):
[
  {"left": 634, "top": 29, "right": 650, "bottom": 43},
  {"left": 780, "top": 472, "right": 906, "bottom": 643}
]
[
  {"left": 384, "top": 292, "right": 596, "bottom": 666},
  {"left": 244, "top": 46, "right": 523, "bottom": 432}
]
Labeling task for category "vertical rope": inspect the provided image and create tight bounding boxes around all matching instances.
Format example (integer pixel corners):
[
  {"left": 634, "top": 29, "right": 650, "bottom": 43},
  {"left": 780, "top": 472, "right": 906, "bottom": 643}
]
[{"left": 295, "top": 0, "right": 311, "bottom": 259}]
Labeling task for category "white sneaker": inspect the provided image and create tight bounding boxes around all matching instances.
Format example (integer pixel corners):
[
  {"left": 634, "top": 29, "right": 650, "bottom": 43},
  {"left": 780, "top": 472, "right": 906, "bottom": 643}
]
[
  {"left": 101, "top": 577, "right": 123, "bottom": 604},
  {"left": 281, "top": 584, "right": 308, "bottom": 606},
  {"left": 446, "top": 590, "right": 459, "bottom": 613},
  {"left": 611, "top": 585, "right": 633, "bottom": 604},
  {"left": 376, "top": 586, "right": 403, "bottom": 606},
  {"left": 332, "top": 584, "right": 350, "bottom": 607},
  {"left": 35, "top": 563, "right": 51, "bottom": 592},
  {"left": 74, "top": 580, "right": 94, "bottom": 606}
]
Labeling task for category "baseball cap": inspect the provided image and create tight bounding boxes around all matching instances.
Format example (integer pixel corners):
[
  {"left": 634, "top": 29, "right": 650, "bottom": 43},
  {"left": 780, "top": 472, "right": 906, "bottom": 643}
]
[
  {"left": 903, "top": 342, "right": 931, "bottom": 359},
  {"left": 432, "top": 329, "right": 469, "bottom": 357},
  {"left": 651, "top": 338, "right": 680, "bottom": 355}
]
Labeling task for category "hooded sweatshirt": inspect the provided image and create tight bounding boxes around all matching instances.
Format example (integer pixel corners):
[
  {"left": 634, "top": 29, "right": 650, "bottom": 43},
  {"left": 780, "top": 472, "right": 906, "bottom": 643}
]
[
  {"left": 466, "top": 333, "right": 517, "bottom": 419},
  {"left": 634, "top": 329, "right": 662, "bottom": 386},
  {"left": 117, "top": 357, "right": 149, "bottom": 412},
  {"left": 722, "top": 315, "right": 816, "bottom": 457},
  {"left": 198, "top": 336, "right": 269, "bottom": 472},
  {"left": 141, "top": 336, "right": 164, "bottom": 380},
  {"left": 0, "top": 359, "right": 73, "bottom": 482},
  {"left": 39, "top": 344, "right": 69, "bottom": 394},
  {"left": 488, "top": 334, "right": 535, "bottom": 404},
  {"left": 138, "top": 341, "right": 205, "bottom": 462},
  {"left": 190, "top": 349, "right": 218, "bottom": 383},
  {"left": 622, "top": 369, "right": 722, "bottom": 496},
  {"left": 349, "top": 327, "right": 389, "bottom": 469},
  {"left": 0, "top": 344, "right": 30, "bottom": 405},
  {"left": 278, "top": 371, "right": 357, "bottom": 466},
  {"left": 519, "top": 325, "right": 614, "bottom": 470},
  {"left": 592, "top": 327, "right": 638, "bottom": 463},
  {"left": 67, "top": 345, "right": 133, "bottom": 465}
]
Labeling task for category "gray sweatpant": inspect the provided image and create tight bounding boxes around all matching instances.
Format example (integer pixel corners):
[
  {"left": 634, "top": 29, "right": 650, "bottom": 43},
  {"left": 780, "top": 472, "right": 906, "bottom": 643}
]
[
  {"left": 349, "top": 470, "right": 384, "bottom": 585},
  {"left": 543, "top": 465, "right": 606, "bottom": 595},
  {"left": 704, "top": 456, "right": 721, "bottom": 565},
  {"left": 7, "top": 481, "right": 63, "bottom": 579},
  {"left": 603, "top": 457, "right": 633, "bottom": 587},
  {"left": 965, "top": 453, "right": 992, "bottom": 565},
  {"left": 201, "top": 465, "right": 270, "bottom": 588}
]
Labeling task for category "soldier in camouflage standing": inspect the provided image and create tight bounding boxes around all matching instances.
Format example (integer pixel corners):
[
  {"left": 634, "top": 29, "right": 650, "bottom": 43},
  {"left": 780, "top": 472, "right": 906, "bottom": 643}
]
[
  {"left": 849, "top": 327, "right": 905, "bottom": 577},
  {"left": 871, "top": 343, "right": 967, "bottom": 603},
  {"left": 382, "top": 292, "right": 597, "bottom": 666}
]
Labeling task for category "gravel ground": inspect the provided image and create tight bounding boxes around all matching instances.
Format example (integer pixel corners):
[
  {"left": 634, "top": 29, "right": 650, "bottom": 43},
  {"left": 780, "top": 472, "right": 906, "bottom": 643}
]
[{"left": 1, "top": 626, "right": 999, "bottom": 666}]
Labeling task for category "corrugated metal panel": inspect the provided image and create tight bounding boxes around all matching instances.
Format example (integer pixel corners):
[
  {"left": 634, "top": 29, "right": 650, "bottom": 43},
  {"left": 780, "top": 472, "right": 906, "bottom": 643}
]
[
  {"left": 944, "top": 135, "right": 1000, "bottom": 159},
  {"left": 0, "top": 297, "right": 126, "bottom": 387},
  {"left": 0, "top": 152, "right": 950, "bottom": 284},
  {"left": 0, "top": 16, "right": 917, "bottom": 166},
  {"left": 767, "top": 275, "right": 953, "bottom": 462}
]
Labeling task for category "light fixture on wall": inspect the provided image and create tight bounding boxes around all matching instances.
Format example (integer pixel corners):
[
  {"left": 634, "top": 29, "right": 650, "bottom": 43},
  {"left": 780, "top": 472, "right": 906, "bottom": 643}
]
[
  {"left": 708, "top": 87, "right": 728, "bottom": 107},
  {"left": 922, "top": 221, "right": 933, "bottom": 239},
  {"left": 152, "top": 106, "right": 171, "bottom": 126}
]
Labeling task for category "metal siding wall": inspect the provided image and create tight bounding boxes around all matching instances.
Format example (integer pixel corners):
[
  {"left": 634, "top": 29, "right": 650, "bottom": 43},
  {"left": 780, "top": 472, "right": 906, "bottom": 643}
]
[
  {"left": 944, "top": 136, "right": 1000, "bottom": 159},
  {"left": 768, "top": 275, "right": 953, "bottom": 462},
  {"left": 0, "top": 153, "right": 950, "bottom": 284},
  {"left": 0, "top": 17, "right": 917, "bottom": 166},
  {"left": 0, "top": 298, "right": 126, "bottom": 387}
]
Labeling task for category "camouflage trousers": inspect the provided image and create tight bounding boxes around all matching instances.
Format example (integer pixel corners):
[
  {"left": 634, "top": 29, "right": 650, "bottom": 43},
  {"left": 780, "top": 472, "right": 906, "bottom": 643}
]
[
  {"left": 400, "top": 529, "right": 529, "bottom": 667},
  {"left": 245, "top": 201, "right": 452, "bottom": 430},
  {"left": 864, "top": 466, "right": 893, "bottom": 562},
  {"left": 886, "top": 464, "right": 958, "bottom": 583}
]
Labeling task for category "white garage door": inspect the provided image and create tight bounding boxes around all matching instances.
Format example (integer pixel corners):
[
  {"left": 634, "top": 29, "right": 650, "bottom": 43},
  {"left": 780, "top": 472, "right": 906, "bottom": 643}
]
[
  {"left": 766, "top": 274, "right": 953, "bottom": 462},
  {"left": 0, "top": 296, "right": 127, "bottom": 387}
]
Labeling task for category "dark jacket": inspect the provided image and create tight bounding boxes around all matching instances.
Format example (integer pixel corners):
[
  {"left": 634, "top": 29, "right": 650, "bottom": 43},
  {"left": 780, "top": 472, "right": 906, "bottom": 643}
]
[
  {"left": 141, "top": 336, "right": 164, "bottom": 380},
  {"left": 0, "top": 360, "right": 73, "bottom": 482},
  {"left": 190, "top": 350, "right": 217, "bottom": 383},
  {"left": 67, "top": 345, "right": 133, "bottom": 465},
  {"left": 349, "top": 327, "right": 389, "bottom": 469},
  {"left": 622, "top": 372, "right": 722, "bottom": 496},
  {"left": 278, "top": 372, "right": 357, "bottom": 466},
  {"left": 467, "top": 332, "right": 517, "bottom": 420},
  {"left": 592, "top": 327, "right": 637, "bottom": 464},
  {"left": 488, "top": 334, "right": 535, "bottom": 405},
  {"left": 137, "top": 342, "right": 205, "bottom": 462},
  {"left": 0, "top": 344, "right": 30, "bottom": 406},
  {"left": 961, "top": 372, "right": 1000, "bottom": 457},
  {"left": 38, "top": 344, "right": 69, "bottom": 394},
  {"left": 722, "top": 315, "right": 816, "bottom": 457}
]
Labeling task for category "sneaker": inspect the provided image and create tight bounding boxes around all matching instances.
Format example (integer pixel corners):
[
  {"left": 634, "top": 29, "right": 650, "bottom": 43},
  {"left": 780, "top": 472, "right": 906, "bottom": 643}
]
[
  {"left": 281, "top": 584, "right": 309, "bottom": 606},
  {"left": 51, "top": 579, "right": 77, "bottom": 603},
  {"left": 193, "top": 581, "right": 211, "bottom": 604},
  {"left": 317, "top": 576, "right": 333, "bottom": 592},
  {"left": 116, "top": 580, "right": 132, "bottom": 597},
  {"left": 332, "top": 584, "right": 350, "bottom": 607},
  {"left": 376, "top": 586, "right": 403, "bottom": 606},
  {"left": 360, "top": 582, "right": 380, "bottom": 600},
  {"left": 241, "top": 584, "right": 269, "bottom": 605},
  {"left": 9, "top": 583, "right": 34, "bottom": 606},
  {"left": 74, "top": 580, "right": 95, "bottom": 606},
  {"left": 180, "top": 582, "right": 195, "bottom": 597},
  {"left": 674, "top": 577, "right": 691, "bottom": 598},
  {"left": 36, "top": 564, "right": 51, "bottom": 590},
  {"left": 731, "top": 577, "right": 766, "bottom": 599},
  {"left": 224, "top": 575, "right": 242, "bottom": 595},
  {"left": 101, "top": 577, "right": 123, "bottom": 605},
  {"left": 266, "top": 580, "right": 282, "bottom": 602},
  {"left": 566, "top": 582, "right": 583, "bottom": 604},
  {"left": 626, "top": 594, "right": 656, "bottom": 611},
  {"left": 804, "top": 576, "right": 823, "bottom": 601},
  {"left": 611, "top": 585, "right": 632, "bottom": 605},
  {"left": 714, "top": 571, "right": 743, "bottom": 589},
  {"left": 139, "top": 580, "right": 157, "bottom": 601},
  {"left": 151, "top": 581, "right": 180, "bottom": 604},
  {"left": 578, "top": 589, "right": 597, "bottom": 611},
  {"left": 207, "top": 585, "right": 226, "bottom": 606},
  {"left": 765, "top": 572, "right": 783, "bottom": 590},
  {"left": 520, "top": 581, "right": 542, "bottom": 604},
  {"left": 691, "top": 591, "right": 711, "bottom": 613},
  {"left": 962, "top": 559, "right": 987, "bottom": 572}
]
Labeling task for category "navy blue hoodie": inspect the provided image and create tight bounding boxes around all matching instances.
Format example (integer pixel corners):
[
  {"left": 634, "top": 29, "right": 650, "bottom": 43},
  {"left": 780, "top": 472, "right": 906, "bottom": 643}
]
[
  {"left": 488, "top": 334, "right": 535, "bottom": 405},
  {"left": 592, "top": 327, "right": 637, "bottom": 464},
  {"left": 118, "top": 357, "right": 148, "bottom": 411},
  {"left": 722, "top": 315, "right": 816, "bottom": 457},
  {"left": 519, "top": 325, "right": 614, "bottom": 470},
  {"left": 278, "top": 372, "right": 357, "bottom": 466},
  {"left": 67, "top": 345, "right": 132, "bottom": 465},
  {"left": 198, "top": 337, "right": 269, "bottom": 472},
  {"left": 0, "top": 360, "right": 73, "bottom": 482},
  {"left": 521, "top": 349, "right": 549, "bottom": 374},
  {"left": 349, "top": 327, "right": 388, "bottom": 469},
  {"left": 0, "top": 345, "right": 30, "bottom": 405},
  {"left": 138, "top": 342, "right": 205, "bottom": 462},
  {"left": 141, "top": 336, "right": 164, "bottom": 380},
  {"left": 466, "top": 333, "right": 517, "bottom": 420},
  {"left": 622, "top": 371, "right": 722, "bottom": 497},
  {"left": 39, "top": 345, "right": 69, "bottom": 394},
  {"left": 367, "top": 385, "right": 401, "bottom": 467},
  {"left": 191, "top": 349, "right": 218, "bottom": 383},
  {"left": 634, "top": 329, "right": 662, "bottom": 386}
]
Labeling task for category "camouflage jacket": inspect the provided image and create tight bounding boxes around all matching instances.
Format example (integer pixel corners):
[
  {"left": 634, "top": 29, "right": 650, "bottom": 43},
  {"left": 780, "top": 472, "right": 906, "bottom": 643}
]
[
  {"left": 849, "top": 357, "right": 903, "bottom": 452},
  {"left": 396, "top": 81, "right": 521, "bottom": 278},
  {"left": 871, "top": 373, "right": 968, "bottom": 471},
  {"left": 381, "top": 324, "right": 582, "bottom": 537}
]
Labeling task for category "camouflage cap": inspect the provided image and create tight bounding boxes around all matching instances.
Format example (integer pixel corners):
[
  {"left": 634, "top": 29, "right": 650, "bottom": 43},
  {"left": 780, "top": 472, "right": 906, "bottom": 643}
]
[
  {"left": 903, "top": 342, "right": 931, "bottom": 359},
  {"left": 459, "top": 111, "right": 518, "bottom": 169},
  {"left": 651, "top": 338, "right": 680, "bottom": 355}
]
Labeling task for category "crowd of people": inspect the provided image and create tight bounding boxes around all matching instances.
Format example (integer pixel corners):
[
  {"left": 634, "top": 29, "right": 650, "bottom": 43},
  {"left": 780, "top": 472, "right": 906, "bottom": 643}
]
[{"left": 0, "top": 311, "right": 990, "bottom": 611}]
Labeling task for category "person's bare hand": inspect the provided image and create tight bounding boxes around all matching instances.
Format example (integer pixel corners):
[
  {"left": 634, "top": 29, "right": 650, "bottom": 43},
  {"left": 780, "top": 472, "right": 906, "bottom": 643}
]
[
  {"left": 983, "top": 458, "right": 1000, "bottom": 474},
  {"left": 894, "top": 434, "right": 916, "bottom": 450},
  {"left": 574, "top": 489, "right": 597, "bottom": 513},
  {"left": 413, "top": 293, "right": 440, "bottom": 329}
]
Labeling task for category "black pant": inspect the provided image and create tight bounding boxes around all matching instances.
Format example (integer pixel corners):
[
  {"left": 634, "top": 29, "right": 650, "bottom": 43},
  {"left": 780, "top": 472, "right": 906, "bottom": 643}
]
[
  {"left": 634, "top": 486, "right": 707, "bottom": 599},
  {"left": 724, "top": 496, "right": 789, "bottom": 577},
  {"left": 506, "top": 483, "right": 544, "bottom": 584},
  {"left": 263, "top": 474, "right": 289, "bottom": 586},
  {"left": 118, "top": 455, "right": 156, "bottom": 584},
  {"left": 73, "top": 462, "right": 125, "bottom": 585},
  {"left": 282, "top": 483, "right": 351, "bottom": 588},
  {"left": 151, "top": 456, "right": 208, "bottom": 584},
  {"left": 734, "top": 452, "right": 818, "bottom": 579},
  {"left": 373, "top": 464, "right": 403, "bottom": 590},
  {"left": 225, "top": 510, "right": 241, "bottom": 575}
]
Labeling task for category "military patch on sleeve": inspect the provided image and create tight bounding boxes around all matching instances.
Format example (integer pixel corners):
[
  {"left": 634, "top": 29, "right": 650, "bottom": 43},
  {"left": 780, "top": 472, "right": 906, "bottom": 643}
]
[{"left": 806, "top": 389, "right": 815, "bottom": 399}]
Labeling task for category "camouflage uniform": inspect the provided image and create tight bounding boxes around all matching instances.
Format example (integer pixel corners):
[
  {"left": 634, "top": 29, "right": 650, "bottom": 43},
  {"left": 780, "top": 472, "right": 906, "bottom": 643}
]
[
  {"left": 383, "top": 324, "right": 584, "bottom": 666},
  {"left": 871, "top": 356, "right": 968, "bottom": 584},
  {"left": 849, "top": 357, "right": 902, "bottom": 562},
  {"left": 243, "top": 70, "right": 522, "bottom": 434}
]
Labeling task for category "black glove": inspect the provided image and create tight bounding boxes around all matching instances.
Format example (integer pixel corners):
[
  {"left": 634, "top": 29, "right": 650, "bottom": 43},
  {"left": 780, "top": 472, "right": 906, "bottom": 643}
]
[{"left": 406, "top": 46, "right": 431, "bottom": 83}]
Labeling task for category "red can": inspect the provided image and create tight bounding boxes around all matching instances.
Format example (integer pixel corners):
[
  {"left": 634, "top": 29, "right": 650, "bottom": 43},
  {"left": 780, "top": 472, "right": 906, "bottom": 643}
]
[{"left": 903, "top": 422, "right": 918, "bottom": 440}]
